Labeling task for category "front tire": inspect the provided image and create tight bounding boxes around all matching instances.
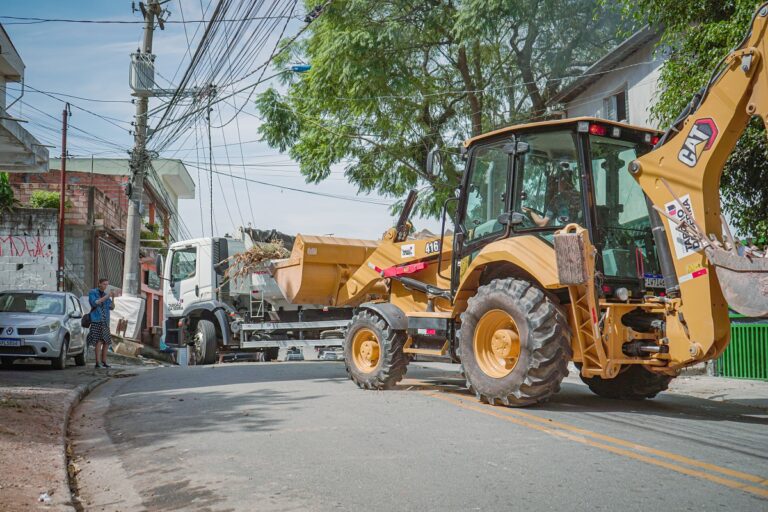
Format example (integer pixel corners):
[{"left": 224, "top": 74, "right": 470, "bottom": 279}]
[
  {"left": 194, "top": 320, "right": 217, "bottom": 365},
  {"left": 459, "top": 278, "right": 571, "bottom": 407},
  {"left": 344, "top": 310, "right": 408, "bottom": 390},
  {"left": 580, "top": 365, "right": 673, "bottom": 400},
  {"left": 52, "top": 338, "right": 69, "bottom": 370},
  {"left": 1, "top": 357, "right": 15, "bottom": 367}
]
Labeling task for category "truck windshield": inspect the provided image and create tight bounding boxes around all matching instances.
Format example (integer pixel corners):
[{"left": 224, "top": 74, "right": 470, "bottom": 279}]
[
  {"left": 589, "top": 135, "right": 661, "bottom": 281},
  {"left": 170, "top": 247, "right": 197, "bottom": 282}
]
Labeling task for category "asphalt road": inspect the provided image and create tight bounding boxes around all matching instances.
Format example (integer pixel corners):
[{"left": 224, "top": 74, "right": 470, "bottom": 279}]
[{"left": 71, "top": 361, "right": 768, "bottom": 512}]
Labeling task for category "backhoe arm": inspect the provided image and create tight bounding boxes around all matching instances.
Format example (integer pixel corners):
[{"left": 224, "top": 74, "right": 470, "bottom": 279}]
[{"left": 632, "top": 3, "right": 768, "bottom": 361}]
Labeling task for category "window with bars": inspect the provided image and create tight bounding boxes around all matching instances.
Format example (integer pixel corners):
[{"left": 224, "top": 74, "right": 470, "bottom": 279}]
[{"left": 603, "top": 89, "right": 628, "bottom": 123}]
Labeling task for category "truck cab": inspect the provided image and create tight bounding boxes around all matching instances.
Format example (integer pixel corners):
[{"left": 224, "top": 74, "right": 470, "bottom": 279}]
[{"left": 161, "top": 237, "right": 243, "bottom": 363}]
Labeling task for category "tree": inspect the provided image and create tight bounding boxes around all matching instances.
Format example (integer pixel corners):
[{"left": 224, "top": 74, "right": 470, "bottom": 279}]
[
  {"left": 611, "top": 0, "right": 768, "bottom": 241},
  {"left": 0, "top": 172, "right": 19, "bottom": 217},
  {"left": 255, "top": 0, "right": 629, "bottom": 218}
]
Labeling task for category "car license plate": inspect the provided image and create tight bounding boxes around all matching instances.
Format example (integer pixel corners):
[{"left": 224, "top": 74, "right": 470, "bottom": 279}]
[
  {"left": 0, "top": 338, "right": 23, "bottom": 347},
  {"left": 644, "top": 276, "right": 665, "bottom": 289}
]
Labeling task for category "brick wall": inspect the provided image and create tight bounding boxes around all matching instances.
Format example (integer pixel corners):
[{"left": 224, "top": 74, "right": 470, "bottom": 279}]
[
  {"left": 0, "top": 208, "right": 58, "bottom": 291},
  {"left": 9, "top": 171, "right": 128, "bottom": 230}
]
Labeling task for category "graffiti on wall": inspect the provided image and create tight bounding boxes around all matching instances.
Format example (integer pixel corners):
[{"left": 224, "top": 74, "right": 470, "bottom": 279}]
[{"left": 0, "top": 235, "right": 56, "bottom": 259}]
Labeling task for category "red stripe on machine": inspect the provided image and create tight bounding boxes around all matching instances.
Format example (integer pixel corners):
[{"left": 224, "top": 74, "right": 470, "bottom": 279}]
[
  {"left": 382, "top": 262, "right": 428, "bottom": 278},
  {"left": 679, "top": 267, "right": 708, "bottom": 283}
]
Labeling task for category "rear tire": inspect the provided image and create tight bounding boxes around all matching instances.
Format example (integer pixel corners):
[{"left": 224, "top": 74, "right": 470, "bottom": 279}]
[
  {"left": 344, "top": 310, "right": 408, "bottom": 390},
  {"left": 580, "top": 365, "right": 672, "bottom": 400},
  {"left": 52, "top": 339, "right": 69, "bottom": 370},
  {"left": 194, "top": 320, "right": 217, "bottom": 365},
  {"left": 262, "top": 347, "right": 279, "bottom": 362},
  {"left": 459, "top": 278, "right": 571, "bottom": 407},
  {"left": 74, "top": 349, "right": 86, "bottom": 367}
]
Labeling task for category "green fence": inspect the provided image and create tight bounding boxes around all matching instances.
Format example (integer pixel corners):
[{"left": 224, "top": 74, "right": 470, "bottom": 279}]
[{"left": 717, "top": 316, "right": 768, "bottom": 380}]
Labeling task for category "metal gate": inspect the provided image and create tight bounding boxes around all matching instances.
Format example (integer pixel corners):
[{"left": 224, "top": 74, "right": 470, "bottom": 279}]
[
  {"left": 97, "top": 238, "right": 124, "bottom": 290},
  {"left": 717, "top": 316, "right": 768, "bottom": 381}
]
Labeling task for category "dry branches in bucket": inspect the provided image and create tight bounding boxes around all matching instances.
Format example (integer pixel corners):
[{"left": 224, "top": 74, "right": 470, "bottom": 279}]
[{"left": 218, "top": 240, "right": 291, "bottom": 291}]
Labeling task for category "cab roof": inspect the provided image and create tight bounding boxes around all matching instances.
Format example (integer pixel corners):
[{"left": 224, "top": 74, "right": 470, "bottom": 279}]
[{"left": 463, "top": 117, "right": 661, "bottom": 147}]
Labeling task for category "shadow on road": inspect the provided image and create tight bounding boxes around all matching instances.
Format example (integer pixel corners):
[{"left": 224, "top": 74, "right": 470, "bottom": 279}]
[
  {"left": 396, "top": 373, "right": 768, "bottom": 427},
  {"left": 98, "top": 363, "right": 351, "bottom": 453}
]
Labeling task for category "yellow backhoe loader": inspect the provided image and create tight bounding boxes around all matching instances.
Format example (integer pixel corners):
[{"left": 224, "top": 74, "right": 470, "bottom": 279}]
[{"left": 271, "top": 3, "right": 768, "bottom": 406}]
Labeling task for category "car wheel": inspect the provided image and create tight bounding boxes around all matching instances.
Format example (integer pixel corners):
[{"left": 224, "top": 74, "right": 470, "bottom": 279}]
[
  {"left": 0, "top": 356, "right": 15, "bottom": 368},
  {"left": 74, "top": 348, "right": 86, "bottom": 367},
  {"left": 52, "top": 338, "right": 69, "bottom": 370}
]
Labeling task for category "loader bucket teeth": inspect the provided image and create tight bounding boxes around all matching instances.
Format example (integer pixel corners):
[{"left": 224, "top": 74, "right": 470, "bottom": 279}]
[{"left": 706, "top": 246, "right": 768, "bottom": 317}]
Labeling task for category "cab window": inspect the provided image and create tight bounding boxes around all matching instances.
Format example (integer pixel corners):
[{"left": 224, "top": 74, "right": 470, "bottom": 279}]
[
  {"left": 514, "top": 130, "right": 583, "bottom": 231},
  {"left": 590, "top": 135, "right": 661, "bottom": 279},
  {"left": 462, "top": 142, "right": 510, "bottom": 245},
  {"left": 170, "top": 248, "right": 197, "bottom": 282}
]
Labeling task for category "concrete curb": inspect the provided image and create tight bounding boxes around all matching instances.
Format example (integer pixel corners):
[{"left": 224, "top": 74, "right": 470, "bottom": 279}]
[{"left": 58, "top": 376, "right": 110, "bottom": 511}]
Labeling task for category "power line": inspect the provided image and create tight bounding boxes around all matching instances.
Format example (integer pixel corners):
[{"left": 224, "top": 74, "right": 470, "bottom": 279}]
[
  {"left": 6, "top": 84, "right": 133, "bottom": 104},
  {"left": 0, "top": 14, "right": 303, "bottom": 25},
  {"left": 183, "top": 161, "right": 392, "bottom": 206}
]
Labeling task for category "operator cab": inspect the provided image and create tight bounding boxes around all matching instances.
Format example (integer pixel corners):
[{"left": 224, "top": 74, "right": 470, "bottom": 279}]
[{"left": 455, "top": 117, "right": 663, "bottom": 299}]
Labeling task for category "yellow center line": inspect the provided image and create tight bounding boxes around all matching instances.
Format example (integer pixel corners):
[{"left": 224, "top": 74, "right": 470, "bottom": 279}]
[{"left": 423, "top": 391, "right": 768, "bottom": 500}]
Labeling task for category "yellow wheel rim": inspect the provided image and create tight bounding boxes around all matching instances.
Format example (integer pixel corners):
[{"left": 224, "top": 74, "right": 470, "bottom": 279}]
[
  {"left": 473, "top": 309, "right": 521, "bottom": 378},
  {"left": 351, "top": 328, "right": 381, "bottom": 373}
]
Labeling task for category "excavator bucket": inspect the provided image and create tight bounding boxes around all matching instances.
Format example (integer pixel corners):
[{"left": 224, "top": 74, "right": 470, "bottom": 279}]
[{"left": 706, "top": 246, "right": 768, "bottom": 317}]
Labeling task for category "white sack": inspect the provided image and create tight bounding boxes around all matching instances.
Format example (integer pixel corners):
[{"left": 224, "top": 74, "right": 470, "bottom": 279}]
[{"left": 110, "top": 296, "right": 146, "bottom": 340}]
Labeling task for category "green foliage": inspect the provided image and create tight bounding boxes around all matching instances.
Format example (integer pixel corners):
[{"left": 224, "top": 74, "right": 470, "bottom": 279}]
[
  {"left": 28, "top": 190, "right": 72, "bottom": 209},
  {"left": 255, "top": 0, "right": 629, "bottom": 218},
  {"left": 610, "top": 0, "right": 768, "bottom": 239},
  {"left": 141, "top": 222, "right": 165, "bottom": 249},
  {"left": 0, "top": 173, "right": 20, "bottom": 216}
]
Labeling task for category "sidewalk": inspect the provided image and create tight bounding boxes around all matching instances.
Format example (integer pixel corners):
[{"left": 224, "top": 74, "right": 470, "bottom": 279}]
[{"left": 0, "top": 353, "right": 153, "bottom": 511}]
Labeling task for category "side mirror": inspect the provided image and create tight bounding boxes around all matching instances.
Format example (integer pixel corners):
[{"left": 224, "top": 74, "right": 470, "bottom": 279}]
[
  {"left": 426, "top": 146, "right": 440, "bottom": 177},
  {"left": 155, "top": 253, "right": 164, "bottom": 279}
]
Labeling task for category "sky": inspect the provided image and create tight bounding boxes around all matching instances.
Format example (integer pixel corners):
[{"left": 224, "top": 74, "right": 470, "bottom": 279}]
[{"left": 2, "top": 0, "right": 442, "bottom": 241}]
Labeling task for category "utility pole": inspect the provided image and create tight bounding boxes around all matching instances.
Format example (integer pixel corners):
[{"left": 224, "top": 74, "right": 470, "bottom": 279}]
[
  {"left": 123, "top": 0, "right": 166, "bottom": 296},
  {"left": 57, "top": 103, "right": 70, "bottom": 292}
]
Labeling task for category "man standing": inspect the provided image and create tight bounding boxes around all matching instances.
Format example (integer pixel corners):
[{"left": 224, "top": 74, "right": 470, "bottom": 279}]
[{"left": 88, "top": 278, "right": 115, "bottom": 369}]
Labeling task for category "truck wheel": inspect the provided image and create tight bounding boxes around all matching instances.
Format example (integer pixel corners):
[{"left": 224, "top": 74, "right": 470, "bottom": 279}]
[
  {"left": 262, "top": 347, "right": 279, "bottom": 362},
  {"left": 194, "top": 320, "right": 217, "bottom": 365},
  {"left": 459, "top": 278, "right": 571, "bottom": 407},
  {"left": 580, "top": 365, "right": 673, "bottom": 400},
  {"left": 344, "top": 310, "right": 408, "bottom": 390}
]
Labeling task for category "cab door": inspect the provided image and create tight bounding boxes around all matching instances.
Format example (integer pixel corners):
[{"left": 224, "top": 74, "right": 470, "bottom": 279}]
[
  {"left": 167, "top": 245, "right": 199, "bottom": 315},
  {"left": 452, "top": 140, "right": 513, "bottom": 290}
]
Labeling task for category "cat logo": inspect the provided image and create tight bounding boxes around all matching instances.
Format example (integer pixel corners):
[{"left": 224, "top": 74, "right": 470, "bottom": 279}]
[{"left": 678, "top": 118, "right": 718, "bottom": 167}]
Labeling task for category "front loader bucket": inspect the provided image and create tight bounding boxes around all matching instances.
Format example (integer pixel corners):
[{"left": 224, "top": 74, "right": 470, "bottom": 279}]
[
  {"left": 271, "top": 234, "right": 380, "bottom": 306},
  {"left": 706, "top": 246, "right": 768, "bottom": 317}
]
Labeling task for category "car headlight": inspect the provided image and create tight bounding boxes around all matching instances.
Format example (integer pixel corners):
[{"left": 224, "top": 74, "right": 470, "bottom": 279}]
[{"left": 35, "top": 322, "right": 61, "bottom": 335}]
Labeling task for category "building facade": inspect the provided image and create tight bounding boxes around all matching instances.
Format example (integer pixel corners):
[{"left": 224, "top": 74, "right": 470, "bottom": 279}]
[
  {"left": 0, "top": 25, "right": 49, "bottom": 174},
  {"left": 548, "top": 27, "right": 663, "bottom": 129}
]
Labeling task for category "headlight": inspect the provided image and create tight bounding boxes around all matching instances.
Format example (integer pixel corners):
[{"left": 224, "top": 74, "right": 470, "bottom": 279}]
[{"left": 35, "top": 322, "right": 61, "bottom": 335}]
